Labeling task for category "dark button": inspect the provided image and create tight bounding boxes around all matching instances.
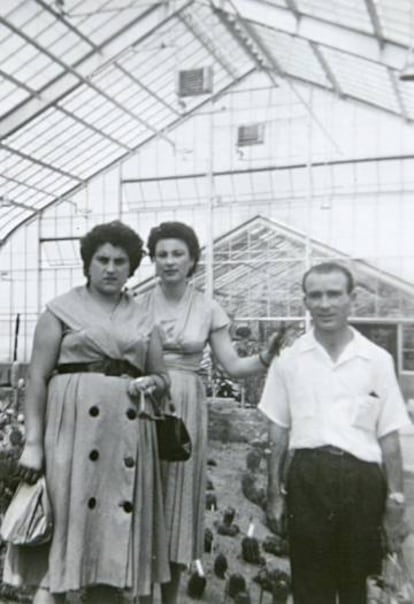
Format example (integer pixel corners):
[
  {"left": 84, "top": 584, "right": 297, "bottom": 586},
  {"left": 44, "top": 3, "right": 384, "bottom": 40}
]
[
  {"left": 88, "top": 497, "right": 96, "bottom": 509},
  {"left": 89, "top": 406, "right": 99, "bottom": 417},
  {"left": 89, "top": 449, "right": 99, "bottom": 461},
  {"left": 124, "top": 456, "right": 134, "bottom": 468},
  {"left": 122, "top": 501, "right": 133, "bottom": 513},
  {"left": 126, "top": 408, "right": 137, "bottom": 420}
]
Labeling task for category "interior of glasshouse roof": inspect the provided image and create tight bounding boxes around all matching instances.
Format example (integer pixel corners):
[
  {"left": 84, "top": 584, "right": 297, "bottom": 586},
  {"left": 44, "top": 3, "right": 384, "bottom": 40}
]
[{"left": 1, "top": 0, "right": 414, "bottom": 391}]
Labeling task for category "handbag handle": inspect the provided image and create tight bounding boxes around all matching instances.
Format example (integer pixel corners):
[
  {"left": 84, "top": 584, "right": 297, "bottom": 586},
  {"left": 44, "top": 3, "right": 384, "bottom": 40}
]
[{"left": 137, "top": 390, "right": 175, "bottom": 419}]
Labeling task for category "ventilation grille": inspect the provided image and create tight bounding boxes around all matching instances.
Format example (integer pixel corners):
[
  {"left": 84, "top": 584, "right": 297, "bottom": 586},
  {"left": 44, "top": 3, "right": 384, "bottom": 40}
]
[
  {"left": 178, "top": 67, "right": 213, "bottom": 97},
  {"left": 237, "top": 123, "right": 265, "bottom": 146}
]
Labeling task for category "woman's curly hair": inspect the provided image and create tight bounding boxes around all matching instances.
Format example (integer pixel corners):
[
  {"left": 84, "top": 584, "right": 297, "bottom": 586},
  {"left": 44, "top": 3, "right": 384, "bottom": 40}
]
[
  {"left": 147, "top": 221, "right": 200, "bottom": 277},
  {"left": 80, "top": 221, "right": 144, "bottom": 278}
]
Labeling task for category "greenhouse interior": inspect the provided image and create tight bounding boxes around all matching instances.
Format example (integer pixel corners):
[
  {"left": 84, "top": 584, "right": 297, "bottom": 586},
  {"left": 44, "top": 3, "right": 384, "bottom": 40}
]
[
  {"left": 2, "top": 1, "right": 414, "bottom": 603},
  {"left": 2, "top": 0, "right": 414, "bottom": 397}
]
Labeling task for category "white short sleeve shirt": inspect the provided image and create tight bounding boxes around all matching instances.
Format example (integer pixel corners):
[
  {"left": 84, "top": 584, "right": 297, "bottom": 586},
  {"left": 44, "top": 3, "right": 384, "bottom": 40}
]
[{"left": 258, "top": 328, "right": 410, "bottom": 463}]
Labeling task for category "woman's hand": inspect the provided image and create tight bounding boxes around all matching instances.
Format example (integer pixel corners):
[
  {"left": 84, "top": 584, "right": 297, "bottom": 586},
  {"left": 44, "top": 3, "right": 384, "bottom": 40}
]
[
  {"left": 17, "top": 443, "right": 44, "bottom": 484},
  {"left": 260, "top": 326, "right": 287, "bottom": 366},
  {"left": 127, "top": 376, "right": 157, "bottom": 398}
]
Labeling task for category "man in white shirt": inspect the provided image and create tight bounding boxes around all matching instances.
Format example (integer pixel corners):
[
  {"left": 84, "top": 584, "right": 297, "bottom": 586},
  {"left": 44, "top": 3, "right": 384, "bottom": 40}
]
[{"left": 259, "top": 262, "right": 410, "bottom": 604}]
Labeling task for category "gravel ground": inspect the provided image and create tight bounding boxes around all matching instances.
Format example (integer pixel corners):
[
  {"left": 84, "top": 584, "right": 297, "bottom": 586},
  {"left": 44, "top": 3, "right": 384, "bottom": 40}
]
[{"left": 3, "top": 437, "right": 414, "bottom": 603}]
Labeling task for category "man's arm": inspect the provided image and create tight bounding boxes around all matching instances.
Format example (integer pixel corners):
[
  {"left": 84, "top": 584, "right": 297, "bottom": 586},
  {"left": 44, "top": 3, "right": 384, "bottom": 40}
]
[
  {"left": 379, "top": 430, "right": 409, "bottom": 552},
  {"left": 266, "top": 421, "right": 289, "bottom": 537}
]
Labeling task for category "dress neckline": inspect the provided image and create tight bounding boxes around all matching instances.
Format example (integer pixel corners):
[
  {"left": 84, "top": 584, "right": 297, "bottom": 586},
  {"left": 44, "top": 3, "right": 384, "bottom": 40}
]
[{"left": 84, "top": 285, "right": 125, "bottom": 319}]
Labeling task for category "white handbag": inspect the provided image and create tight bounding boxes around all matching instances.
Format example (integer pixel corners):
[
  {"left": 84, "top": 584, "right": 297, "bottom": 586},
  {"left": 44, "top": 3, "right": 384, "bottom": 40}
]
[{"left": 0, "top": 476, "right": 53, "bottom": 546}]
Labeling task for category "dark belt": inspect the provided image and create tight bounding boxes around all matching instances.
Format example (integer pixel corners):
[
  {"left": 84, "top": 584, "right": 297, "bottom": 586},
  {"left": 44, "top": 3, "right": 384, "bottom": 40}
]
[
  {"left": 55, "top": 360, "right": 142, "bottom": 378},
  {"left": 315, "top": 445, "right": 348, "bottom": 456},
  {"left": 297, "top": 445, "right": 352, "bottom": 457}
]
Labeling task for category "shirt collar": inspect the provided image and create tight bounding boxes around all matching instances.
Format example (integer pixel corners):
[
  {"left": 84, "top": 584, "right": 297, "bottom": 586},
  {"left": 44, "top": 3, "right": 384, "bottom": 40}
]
[{"left": 298, "top": 327, "right": 373, "bottom": 361}]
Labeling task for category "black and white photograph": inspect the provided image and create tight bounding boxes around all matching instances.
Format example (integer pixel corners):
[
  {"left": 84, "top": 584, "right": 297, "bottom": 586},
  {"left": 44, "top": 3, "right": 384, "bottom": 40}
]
[{"left": 1, "top": 1, "right": 414, "bottom": 602}]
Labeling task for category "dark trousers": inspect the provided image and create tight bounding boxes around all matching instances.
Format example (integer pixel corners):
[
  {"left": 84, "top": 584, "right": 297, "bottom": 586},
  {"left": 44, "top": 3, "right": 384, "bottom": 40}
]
[{"left": 286, "top": 448, "right": 386, "bottom": 604}]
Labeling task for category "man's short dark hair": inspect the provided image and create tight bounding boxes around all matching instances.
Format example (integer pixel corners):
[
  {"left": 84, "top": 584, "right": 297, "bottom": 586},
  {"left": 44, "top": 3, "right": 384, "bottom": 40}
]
[{"left": 302, "top": 262, "right": 355, "bottom": 294}]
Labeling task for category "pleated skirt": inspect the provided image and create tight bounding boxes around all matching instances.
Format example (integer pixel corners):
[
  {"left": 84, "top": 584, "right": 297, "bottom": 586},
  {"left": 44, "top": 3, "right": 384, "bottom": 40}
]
[{"left": 161, "top": 369, "right": 208, "bottom": 565}]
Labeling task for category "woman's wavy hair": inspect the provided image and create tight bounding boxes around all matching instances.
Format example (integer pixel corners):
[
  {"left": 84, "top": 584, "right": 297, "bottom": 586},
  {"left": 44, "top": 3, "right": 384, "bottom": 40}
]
[
  {"left": 80, "top": 221, "right": 144, "bottom": 278},
  {"left": 147, "top": 221, "right": 200, "bottom": 277}
]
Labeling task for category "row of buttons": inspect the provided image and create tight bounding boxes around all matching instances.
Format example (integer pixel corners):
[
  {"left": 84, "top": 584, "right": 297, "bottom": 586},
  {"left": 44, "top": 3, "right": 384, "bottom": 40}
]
[
  {"left": 87, "top": 498, "right": 133, "bottom": 513},
  {"left": 87, "top": 406, "right": 136, "bottom": 514},
  {"left": 89, "top": 406, "right": 137, "bottom": 420},
  {"left": 88, "top": 449, "right": 134, "bottom": 467}
]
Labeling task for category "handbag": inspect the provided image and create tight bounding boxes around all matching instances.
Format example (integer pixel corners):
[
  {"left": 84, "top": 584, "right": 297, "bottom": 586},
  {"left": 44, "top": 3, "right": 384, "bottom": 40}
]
[
  {"left": 0, "top": 476, "right": 53, "bottom": 546},
  {"left": 136, "top": 390, "right": 192, "bottom": 462},
  {"left": 156, "top": 413, "right": 192, "bottom": 462}
]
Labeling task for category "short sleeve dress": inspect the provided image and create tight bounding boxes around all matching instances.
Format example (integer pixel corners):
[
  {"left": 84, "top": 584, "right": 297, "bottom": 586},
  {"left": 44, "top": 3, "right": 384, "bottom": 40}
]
[
  {"left": 4, "top": 286, "right": 170, "bottom": 597},
  {"left": 138, "top": 282, "right": 230, "bottom": 565}
]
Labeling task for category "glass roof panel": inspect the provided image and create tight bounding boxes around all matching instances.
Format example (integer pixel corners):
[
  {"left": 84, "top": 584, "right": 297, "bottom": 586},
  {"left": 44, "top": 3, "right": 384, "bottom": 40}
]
[
  {"left": 376, "top": 0, "right": 412, "bottom": 46},
  {"left": 0, "top": 22, "right": 24, "bottom": 52},
  {"left": 321, "top": 47, "right": 399, "bottom": 114},
  {"left": 2, "top": 0, "right": 414, "bottom": 245},
  {"left": 1, "top": 35, "right": 62, "bottom": 86},
  {"left": 35, "top": 22, "right": 91, "bottom": 67},
  {"left": 253, "top": 25, "right": 331, "bottom": 87},
  {"left": 42, "top": 240, "right": 81, "bottom": 269},
  {"left": 0, "top": 79, "right": 29, "bottom": 115},
  {"left": 20, "top": 58, "right": 63, "bottom": 91},
  {"left": 3, "top": 1, "right": 40, "bottom": 28},
  {"left": 296, "top": 0, "right": 374, "bottom": 34},
  {"left": 66, "top": 0, "right": 156, "bottom": 42}
]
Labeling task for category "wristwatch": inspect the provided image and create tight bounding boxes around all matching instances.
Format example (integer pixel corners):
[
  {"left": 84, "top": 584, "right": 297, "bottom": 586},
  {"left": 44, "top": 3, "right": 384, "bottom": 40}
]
[{"left": 388, "top": 492, "right": 405, "bottom": 504}]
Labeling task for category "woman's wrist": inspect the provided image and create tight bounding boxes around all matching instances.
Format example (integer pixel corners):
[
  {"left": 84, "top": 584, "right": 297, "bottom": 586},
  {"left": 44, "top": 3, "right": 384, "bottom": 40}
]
[{"left": 151, "top": 372, "right": 170, "bottom": 393}]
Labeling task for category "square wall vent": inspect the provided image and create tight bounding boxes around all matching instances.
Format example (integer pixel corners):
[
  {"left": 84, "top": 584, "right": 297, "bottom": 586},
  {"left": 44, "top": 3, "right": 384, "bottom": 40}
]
[
  {"left": 177, "top": 67, "right": 213, "bottom": 97},
  {"left": 237, "top": 123, "right": 265, "bottom": 146}
]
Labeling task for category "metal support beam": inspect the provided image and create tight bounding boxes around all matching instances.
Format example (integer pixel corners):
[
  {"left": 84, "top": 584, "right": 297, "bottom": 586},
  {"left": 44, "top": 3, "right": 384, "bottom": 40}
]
[
  {"left": 33, "top": 0, "right": 99, "bottom": 51},
  {"left": 388, "top": 67, "right": 410, "bottom": 122},
  {"left": 310, "top": 42, "right": 345, "bottom": 98},
  {"left": 114, "top": 63, "right": 181, "bottom": 117},
  {"left": 284, "top": 0, "right": 301, "bottom": 20},
  {"left": 0, "top": 197, "right": 39, "bottom": 213},
  {"left": 363, "top": 0, "right": 385, "bottom": 48}
]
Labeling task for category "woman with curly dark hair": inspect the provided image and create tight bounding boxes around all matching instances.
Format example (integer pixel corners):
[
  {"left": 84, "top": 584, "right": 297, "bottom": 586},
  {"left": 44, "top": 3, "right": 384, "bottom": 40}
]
[
  {"left": 4, "top": 221, "right": 170, "bottom": 604},
  {"left": 139, "top": 221, "right": 281, "bottom": 604}
]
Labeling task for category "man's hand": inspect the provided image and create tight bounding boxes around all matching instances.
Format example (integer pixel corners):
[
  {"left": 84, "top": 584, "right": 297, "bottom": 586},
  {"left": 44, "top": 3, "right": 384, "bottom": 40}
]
[
  {"left": 266, "top": 495, "right": 287, "bottom": 538},
  {"left": 383, "top": 499, "right": 410, "bottom": 553}
]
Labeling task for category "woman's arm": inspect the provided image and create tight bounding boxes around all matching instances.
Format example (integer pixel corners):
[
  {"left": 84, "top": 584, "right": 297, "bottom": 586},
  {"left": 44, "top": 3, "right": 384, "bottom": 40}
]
[
  {"left": 19, "top": 310, "right": 63, "bottom": 474},
  {"left": 209, "top": 326, "right": 279, "bottom": 379},
  {"left": 130, "top": 326, "right": 170, "bottom": 397}
]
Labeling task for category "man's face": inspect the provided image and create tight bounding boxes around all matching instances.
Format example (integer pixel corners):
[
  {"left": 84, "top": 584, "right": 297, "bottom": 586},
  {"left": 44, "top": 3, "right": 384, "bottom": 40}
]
[{"left": 303, "top": 270, "right": 355, "bottom": 333}]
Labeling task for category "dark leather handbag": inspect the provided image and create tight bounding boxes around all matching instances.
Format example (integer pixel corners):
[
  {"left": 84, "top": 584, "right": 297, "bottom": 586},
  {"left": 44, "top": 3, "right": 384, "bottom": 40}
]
[
  {"left": 136, "top": 391, "right": 192, "bottom": 462},
  {"left": 156, "top": 413, "right": 192, "bottom": 462}
]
